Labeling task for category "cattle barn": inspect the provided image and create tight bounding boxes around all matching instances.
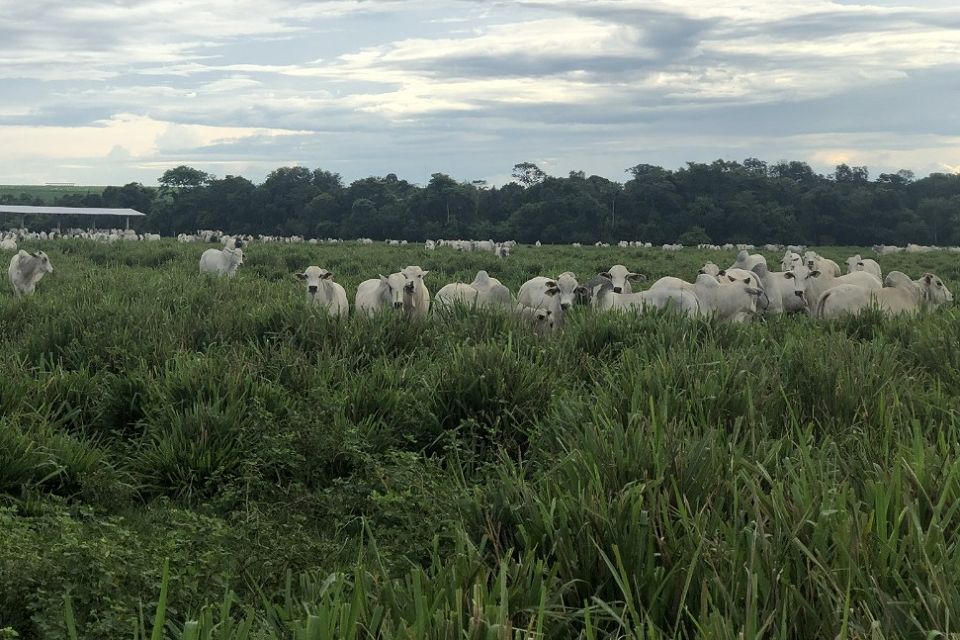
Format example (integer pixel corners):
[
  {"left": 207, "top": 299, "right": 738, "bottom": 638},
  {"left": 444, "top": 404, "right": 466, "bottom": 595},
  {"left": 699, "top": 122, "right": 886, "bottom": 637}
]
[{"left": 0, "top": 205, "right": 147, "bottom": 230}]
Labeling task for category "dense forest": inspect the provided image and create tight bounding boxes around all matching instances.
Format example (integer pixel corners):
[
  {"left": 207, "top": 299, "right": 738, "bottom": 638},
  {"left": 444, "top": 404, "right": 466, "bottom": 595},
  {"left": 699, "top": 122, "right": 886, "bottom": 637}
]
[{"left": 3, "top": 158, "right": 960, "bottom": 246}]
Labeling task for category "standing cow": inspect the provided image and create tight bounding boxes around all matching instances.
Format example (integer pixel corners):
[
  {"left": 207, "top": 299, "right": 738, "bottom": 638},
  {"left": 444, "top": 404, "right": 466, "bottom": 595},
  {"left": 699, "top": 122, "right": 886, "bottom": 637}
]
[{"left": 9, "top": 250, "right": 54, "bottom": 297}]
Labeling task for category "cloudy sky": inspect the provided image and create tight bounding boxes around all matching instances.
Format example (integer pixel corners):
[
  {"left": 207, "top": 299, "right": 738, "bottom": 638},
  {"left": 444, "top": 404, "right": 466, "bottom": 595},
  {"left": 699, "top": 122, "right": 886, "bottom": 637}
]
[{"left": 1, "top": 0, "right": 958, "bottom": 188}]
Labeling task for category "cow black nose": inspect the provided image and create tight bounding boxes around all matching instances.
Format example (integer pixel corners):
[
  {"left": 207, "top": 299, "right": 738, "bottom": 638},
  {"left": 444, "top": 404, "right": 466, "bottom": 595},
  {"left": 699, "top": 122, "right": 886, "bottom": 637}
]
[
  {"left": 613, "top": 287, "right": 622, "bottom": 293},
  {"left": 393, "top": 301, "right": 403, "bottom": 309},
  {"left": 560, "top": 303, "right": 570, "bottom": 310},
  {"left": 308, "top": 285, "right": 318, "bottom": 293}
]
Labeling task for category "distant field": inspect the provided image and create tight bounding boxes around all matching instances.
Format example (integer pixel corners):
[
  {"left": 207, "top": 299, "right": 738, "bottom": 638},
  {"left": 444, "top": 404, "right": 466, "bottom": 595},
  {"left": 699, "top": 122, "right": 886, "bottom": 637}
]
[{"left": 0, "top": 184, "right": 107, "bottom": 203}]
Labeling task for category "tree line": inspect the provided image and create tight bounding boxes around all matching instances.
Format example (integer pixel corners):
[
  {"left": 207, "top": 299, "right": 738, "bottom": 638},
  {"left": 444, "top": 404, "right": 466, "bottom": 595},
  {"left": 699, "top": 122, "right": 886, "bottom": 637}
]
[{"left": 3, "top": 159, "right": 960, "bottom": 246}]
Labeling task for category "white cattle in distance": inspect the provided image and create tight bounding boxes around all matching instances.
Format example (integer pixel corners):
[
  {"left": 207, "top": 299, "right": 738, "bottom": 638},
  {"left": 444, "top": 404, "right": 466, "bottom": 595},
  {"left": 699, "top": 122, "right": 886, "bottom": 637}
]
[
  {"left": 434, "top": 270, "right": 512, "bottom": 311},
  {"left": 517, "top": 272, "right": 579, "bottom": 312},
  {"left": 0, "top": 237, "right": 17, "bottom": 251},
  {"left": 598, "top": 264, "right": 645, "bottom": 294},
  {"left": 295, "top": 266, "right": 349, "bottom": 318},
  {"left": 9, "top": 250, "right": 53, "bottom": 297},
  {"left": 817, "top": 271, "right": 953, "bottom": 318},
  {"left": 844, "top": 254, "right": 883, "bottom": 279}
]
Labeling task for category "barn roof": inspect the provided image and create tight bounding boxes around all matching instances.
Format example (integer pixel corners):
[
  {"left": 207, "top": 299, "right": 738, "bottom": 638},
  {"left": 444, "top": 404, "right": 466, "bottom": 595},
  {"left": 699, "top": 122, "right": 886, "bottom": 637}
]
[{"left": 0, "top": 205, "right": 146, "bottom": 216}]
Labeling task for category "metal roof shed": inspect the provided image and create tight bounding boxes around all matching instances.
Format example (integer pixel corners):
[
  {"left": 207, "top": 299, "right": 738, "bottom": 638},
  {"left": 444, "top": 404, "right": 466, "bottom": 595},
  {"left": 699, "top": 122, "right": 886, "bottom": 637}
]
[{"left": 0, "top": 205, "right": 147, "bottom": 230}]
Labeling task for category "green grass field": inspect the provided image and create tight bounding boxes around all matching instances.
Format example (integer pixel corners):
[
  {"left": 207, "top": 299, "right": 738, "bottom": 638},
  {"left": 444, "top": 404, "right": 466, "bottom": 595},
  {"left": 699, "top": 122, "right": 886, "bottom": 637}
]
[
  {"left": 0, "top": 185, "right": 107, "bottom": 204},
  {"left": 2, "top": 240, "right": 959, "bottom": 639}
]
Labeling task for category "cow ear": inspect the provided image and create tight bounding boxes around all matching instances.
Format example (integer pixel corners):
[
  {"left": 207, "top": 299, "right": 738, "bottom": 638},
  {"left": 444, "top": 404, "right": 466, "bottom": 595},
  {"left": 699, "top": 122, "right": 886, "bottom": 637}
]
[
  {"left": 294, "top": 273, "right": 306, "bottom": 281},
  {"left": 421, "top": 270, "right": 429, "bottom": 277},
  {"left": 727, "top": 275, "right": 736, "bottom": 282},
  {"left": 784, "top": 272, "right": 795, "bottom": 280},
  {"left": 811, "top": 270, "right": 821, "bottom": 277},
  {"left": 544, "top": 288, "right": 559, "bottom": 297},
  {"left": 745, "top": 287, "right": 763, "bottom": 297},
  {"left": 544, "top": 280, "right": 558, "bottom": 288},
  {"left": 629, "top": 273, "right": 646, "bottom": 282},
  {"left": 322, "top": 271, "right": 334, "bottom": 280},
  {"left": 31, "top": 251, "right": 40, "bottom": 258},
  {"left": 599, "top": 272, "right": 612, "bottom": 279},
  {"left": 718, "top": 270, "right": 726, "bottom": 277}
]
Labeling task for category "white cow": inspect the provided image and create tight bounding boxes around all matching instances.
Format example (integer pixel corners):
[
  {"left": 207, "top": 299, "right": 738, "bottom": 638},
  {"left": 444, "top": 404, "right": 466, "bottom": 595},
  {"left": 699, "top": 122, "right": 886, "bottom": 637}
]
[
  {"left": 844, "top": 254, "right": 883, "bottom": 279},
  {"left": 516, "top": 304, "right": 559, "bottom": 336},
  {"left": 780, "top": 250, "right": 803, "bottom": 272},
  {"left": 517, "top": 272, "right": 579, "bottom": 311},
  {"left": 434, "top": 270, "right": 512, "bottom": 311},
  {"left": 199, "top": 241, "right": 244, "bottom": 277},
  {"left": 793, "top": 265, "right": 883, "bottom": 314},
  {"left": 729, "top": 249, "right": 766, "bottom": 273},
  {"left": 355, "top": 272, "right": 409, "bottom": 317},
  {"left": 698, "top": 261, "right": 721, "bottom": 277},
  {"left": 579, "top": 276, "right": 699, "bottom": 317},
  {"left": 802, "top": 251, "right": 841, "bottom": 277},
  {"left": 598, "top": 264, "right": 645, "bottom": 294},
  {"left": 647, "top": 274, "right": 765, "bottom": 323},
  {"left": 749, "top": 263, "right": 807, "bottom": 314},
  {"left": 817, "top": 271, "right": 953, "bottom": 318},
  {"left": 294, "top": 266, "right": 349, "bottom": 318},
  {"left": 9, "top": 250, "right": 54, "bottom": 297},
  {"left": 0, "top": 237, "right": 17, "bottom": 251},
  {"left": 398, "top": 265, "right": 431, "bottom": 319}
]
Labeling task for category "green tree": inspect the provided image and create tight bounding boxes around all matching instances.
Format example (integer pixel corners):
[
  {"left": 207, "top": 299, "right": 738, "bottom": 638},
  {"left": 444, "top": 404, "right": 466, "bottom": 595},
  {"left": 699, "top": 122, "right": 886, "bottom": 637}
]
[{"left": 511, "top": 162, "right": 547, "bottom": 187}]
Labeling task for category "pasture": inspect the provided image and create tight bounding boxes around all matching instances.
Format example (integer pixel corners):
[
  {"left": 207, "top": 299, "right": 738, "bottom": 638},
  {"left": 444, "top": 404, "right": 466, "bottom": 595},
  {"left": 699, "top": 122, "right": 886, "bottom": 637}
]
[{"left": 2, "top": 239, "right": 960, "bottom": 639}]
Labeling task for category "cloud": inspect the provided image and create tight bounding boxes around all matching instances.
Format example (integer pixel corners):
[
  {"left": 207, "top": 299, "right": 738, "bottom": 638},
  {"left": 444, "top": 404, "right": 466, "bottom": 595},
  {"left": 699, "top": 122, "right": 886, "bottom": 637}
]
[{"left": 0, "top": 0, "right": 957, "bottom": 187}]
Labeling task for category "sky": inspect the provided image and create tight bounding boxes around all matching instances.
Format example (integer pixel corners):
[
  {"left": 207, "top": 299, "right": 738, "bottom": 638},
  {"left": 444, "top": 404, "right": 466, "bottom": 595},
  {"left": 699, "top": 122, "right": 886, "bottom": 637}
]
[{"left": 1, "top": 0, "right": 959, "bottom": 189}]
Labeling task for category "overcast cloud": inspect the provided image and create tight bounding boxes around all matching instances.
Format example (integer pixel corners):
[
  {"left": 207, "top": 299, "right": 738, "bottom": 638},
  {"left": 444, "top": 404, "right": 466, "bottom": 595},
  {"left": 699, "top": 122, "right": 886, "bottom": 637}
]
[{"left": 1, "top": 0, "right": 958, "bottom": 187}]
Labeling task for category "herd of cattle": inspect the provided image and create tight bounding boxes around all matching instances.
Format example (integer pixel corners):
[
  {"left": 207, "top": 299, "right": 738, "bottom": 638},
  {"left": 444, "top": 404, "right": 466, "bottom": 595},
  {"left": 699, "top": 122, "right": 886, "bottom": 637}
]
[
  {"left": 282, "top": 247, "right": 953, "bottom": 333},
  {"left": 4, "top": 236, "right": 954, "bottom": 332}
]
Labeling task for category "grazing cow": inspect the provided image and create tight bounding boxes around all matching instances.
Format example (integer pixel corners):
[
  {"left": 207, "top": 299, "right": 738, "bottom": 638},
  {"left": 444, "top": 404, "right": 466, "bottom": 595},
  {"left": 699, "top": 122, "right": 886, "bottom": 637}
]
[
  {"left": 199, "top": 239, "right": 244, "bottom": 277},
  {"left": 355, "top": 272, "right": 409, "bottom": 317},
  {"left": 435, "top": 270, "right": 512, "bottom": 311},
  {"left": 518, "top": 272, "right": 579, "bottom": 312},
  {"left": 793, "top": 265, "right": 883, "bottom": 314},
  {"left": 598, "top": 264, "right": 645, "bottom": 294},
  {"left": 295, "top": 266, "right": 349, "bottom": 318},
  {"left": 817, "top": 271, "right": 953, "bottom": 318},
  {"left": 9, "top": 250, "right": 54, "bottom": 297},
  {"left": 844, "top": 254, "right": 883, "bottom": 279},
  {"left": 579, "top": 276, "right": 699, "bottom": 317},
  {"left": 647, "top": 274, "right": 765, "bottom": 323},
  {"left": 0, "top": 237, "right": 16, "bottom": 251}
]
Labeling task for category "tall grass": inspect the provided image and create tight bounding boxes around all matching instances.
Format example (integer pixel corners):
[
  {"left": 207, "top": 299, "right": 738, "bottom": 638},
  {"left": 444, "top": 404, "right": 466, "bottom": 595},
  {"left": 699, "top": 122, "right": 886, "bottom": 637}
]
[{"left": 2, "top": 240, "right": 960, "bottom": 638}]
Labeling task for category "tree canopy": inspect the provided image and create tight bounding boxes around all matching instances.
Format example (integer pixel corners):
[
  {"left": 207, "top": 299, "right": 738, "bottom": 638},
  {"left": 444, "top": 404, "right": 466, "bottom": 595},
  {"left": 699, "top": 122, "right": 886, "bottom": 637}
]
[{"left": 3, "top": 159, "right": 960, "bottom": 246}]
